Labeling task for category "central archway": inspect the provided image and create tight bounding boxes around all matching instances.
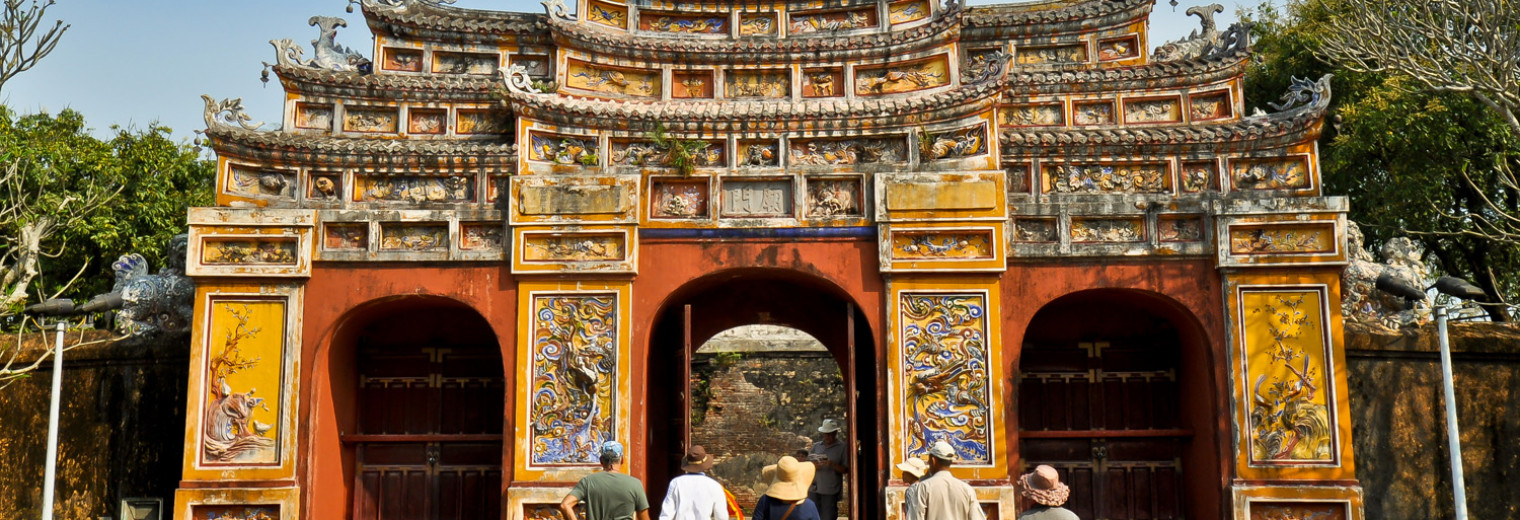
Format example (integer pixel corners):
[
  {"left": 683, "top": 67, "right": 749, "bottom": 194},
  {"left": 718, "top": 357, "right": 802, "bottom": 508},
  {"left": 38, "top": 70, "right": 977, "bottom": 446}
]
[{"left": 646, "top": 268, "right": 879, "bottom": 520}]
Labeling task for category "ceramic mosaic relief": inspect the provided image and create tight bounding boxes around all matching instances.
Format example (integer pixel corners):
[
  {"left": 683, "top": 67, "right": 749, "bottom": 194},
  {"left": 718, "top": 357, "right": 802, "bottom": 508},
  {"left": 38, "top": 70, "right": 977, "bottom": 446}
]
[
  {"left": 923, "top": 125, "right": 988, "bottom": 160},
  {"left": 888, "top": 0, "right": 931, "bottom": 24},
  {"left": 528, "top": 133, "right": 598, "bottom": 166},
  {"left": 651, "top": 180, "right": 710, "bottom": 219},
  {"left": 1044, "top": 163, "right": 1171, "bottom": 194},
  {"left": 586, "top": 1, "right": 627, "bottom": 28},
  {"left": 806, "top": 178, "right": 862, "bottom": 218},
  {"left": 739, "top": 14, "right": 776, "bottom": 36},
  {"left": 523, "top": 233, "right": 625, "bottom": 261},
  {"left": 1242, "top": 290, "right": 1336, "bottom": 464},
  {"left": 355, "top": 176, "right": 474, "bottom": 203},
  {"left": 201, "top": 300, "right": 286, "bottom": 465},
  {"left": 899, "top": 293, "right": 992, "bottom": 464},
  {"left": 1232, "top": 156, "right": 1312, "bottom": 190},
  {"left": 1124, "top": 97, "right": 1183, "bottom": 124},
  {"left": 727, "top": 70, "right": 790, "bottom": 98},
  {"left": 1249, "top": 502, "right": 1347, "bottom": 520},
  {"left": 1002, "top": 104, "right": 1063, "bottom": 127},
  {"left": 892, "top": 231, "right": 994, "bottom": 260},
  {"left": 201, "top": 238, "right": 299, "bottom": 265},
  {"left": 1097, "top": 36, "right": 1140, "bottom": 61},
  {"left": 789, "top": 7, "right": 877, "bottom": 34},
  {"left": 855, "top": 55, "right": 950, "bottom": 95},
  {"left": 530, "top": 295, "right": 619, "bottom": 466},
  {"left": 1017, "top": 44, "right": 1087, "bottom": 65},
  {"left": 193, "top": 505, "right": 279, "bottom": 520},
  {"left": 1072, "top": 101, "right": 1115, "bottom": 125},
  {"left": 641, "top": 12, "right": 726, "bottom": 34},
  {"left": 1230, "top": 224, "right": 1337, "bottom": 255},
  {"left": 566, "top": 60, "right": 660, "bottom": 98}
]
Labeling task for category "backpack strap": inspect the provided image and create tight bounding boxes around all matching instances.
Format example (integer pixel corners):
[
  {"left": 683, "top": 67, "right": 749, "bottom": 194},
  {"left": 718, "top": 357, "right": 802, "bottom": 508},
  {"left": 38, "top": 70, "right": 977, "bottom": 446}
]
[{"left": 779, "top": 502, "right": 801, "bottom": 520}]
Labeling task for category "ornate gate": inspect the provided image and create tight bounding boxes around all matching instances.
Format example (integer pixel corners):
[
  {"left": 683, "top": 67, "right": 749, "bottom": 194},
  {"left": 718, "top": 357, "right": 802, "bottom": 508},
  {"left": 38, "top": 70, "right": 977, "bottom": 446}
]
[
  {"left": 350, "top": 345, "right": 505, "bottom": 520},
  {"left": 1019, "top": 341, "right": 1188, "bottom": 519}
]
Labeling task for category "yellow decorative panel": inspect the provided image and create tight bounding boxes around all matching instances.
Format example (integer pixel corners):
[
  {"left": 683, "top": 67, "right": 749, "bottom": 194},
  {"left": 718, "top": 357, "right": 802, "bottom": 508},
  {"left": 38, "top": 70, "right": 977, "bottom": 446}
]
[
  {"left": 200, "top": 300, "right": 286, "bottom": 466},
  {"left": 1231, "top": 485, "right": 1364, "bottom": 520},
  {"left": 514, "top": 282, "right": 633, "bottom": 482},
  {"left": 789, "top": 7, "right": 877, "bottom": 35},
  {"left": 887, "top": 278, "right": 1006, "bottom": 481},
  {"left": 882, "top": 224, "right": 1005, "bottom": 272},
  {"left": 739, "top": 13, "right": 777, "bottom": 35},
  {"left": 512, "top": 225, "right": 638, "bottom": 274},
  {"left": 173, "top": 486, "right": 300, "bottom": 520},
  {"left": 586, "top": 1, "right": 628, "bottom": 28},
  {"left": 1230, "top": 155, "right": 1314, "bottom": 192},
  {"left": 1229, "top": 223, "right": 1338, "bottom": 256},
  {"left": 1001, "top": 103, "right": 1064, "bottom": 128},
  {"left": 640, "top": 11, "right": 727, "bottom": 34},
  {"left": 1240, "top": 289, "right": 1338, "bottom": 465},
  {"left": 1017, "top": 44, "right": 1088, "bottom": 65},
  {"left": 726, "top": 69, "right": 790, "bottom": 98},
  {"left": 1123, "top": 96, "right": 1184, "bottom": 124},
  {"left": 888, "top": 0, "right": 931, "bottom": 24},
  {"left": 186, "top": 208, "right": 315, "bottom": 278},
  {"left": 855, "top": 55, "right": 950, "bottom": 96},
  {"left": 565, "top": 59, "right": 660, "bottom": 98}
]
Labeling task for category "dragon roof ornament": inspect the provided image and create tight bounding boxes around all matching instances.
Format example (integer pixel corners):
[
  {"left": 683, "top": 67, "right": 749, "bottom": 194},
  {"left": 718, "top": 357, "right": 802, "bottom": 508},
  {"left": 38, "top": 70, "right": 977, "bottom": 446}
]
[
  {"left": 501, "top": 63, "right": 547, "bottom": 95},
  {"left": 1267, "top": 74, "right": 1334, "bottom": 112},
  {"left": 542, "top": 0, "right": 575, "bottom": 22},
  {"left": 270, "top": 16, "right": 372, "bottom": 73},
  {"left": 357, "top": 0, "right": 456, "bottom": 9},
  {"left": 201, "top": 95, "right": 265, "bottom": 132},
  {"left": 1153, "top": 4, "right": 1252, "bottom": 63}
]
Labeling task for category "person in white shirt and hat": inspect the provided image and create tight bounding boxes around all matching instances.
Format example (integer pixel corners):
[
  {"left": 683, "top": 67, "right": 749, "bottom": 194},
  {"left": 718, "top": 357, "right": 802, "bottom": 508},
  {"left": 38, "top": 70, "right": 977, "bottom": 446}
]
[
  {"left": 807, "top": 418, "right": 849, "bottom": 520},
  {"left": 1015, "top": 465, "right": 1077, "bottom": 520},
  {"left": 895, "top": 456, "right": 930, "bottom": 519},
  {"left": 659, "top": 445, "right": 730, "bottom": 520},
  {"left": 904, "top": 441, "right": 985, "bottom": 520}
]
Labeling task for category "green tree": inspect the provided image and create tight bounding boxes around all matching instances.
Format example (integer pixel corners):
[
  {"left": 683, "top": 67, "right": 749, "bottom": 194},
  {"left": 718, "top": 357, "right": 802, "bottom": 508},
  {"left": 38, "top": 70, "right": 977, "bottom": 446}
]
[
  {"left": 0, "top": 106, "right": 214, "bottom": 312},
  {"left": 1245, "top": 0, "right": 1520, "bottom": 320}
]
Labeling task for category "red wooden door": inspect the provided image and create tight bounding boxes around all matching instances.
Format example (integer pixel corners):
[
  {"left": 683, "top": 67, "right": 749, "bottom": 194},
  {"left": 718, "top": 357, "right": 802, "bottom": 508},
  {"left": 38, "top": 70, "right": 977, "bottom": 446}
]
[
  {"left": 350, "top": 345, "right": 505, "bottom": 520},
  {"left": 1019, "top": 341, "right": 1188, "bottom": 520}
]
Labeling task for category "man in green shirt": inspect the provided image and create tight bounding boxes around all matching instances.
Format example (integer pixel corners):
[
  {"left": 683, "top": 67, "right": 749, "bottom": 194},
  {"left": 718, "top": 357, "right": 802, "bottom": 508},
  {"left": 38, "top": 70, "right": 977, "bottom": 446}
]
[{"left": 562, "top": 441, "right": 652, "bottom": 520}]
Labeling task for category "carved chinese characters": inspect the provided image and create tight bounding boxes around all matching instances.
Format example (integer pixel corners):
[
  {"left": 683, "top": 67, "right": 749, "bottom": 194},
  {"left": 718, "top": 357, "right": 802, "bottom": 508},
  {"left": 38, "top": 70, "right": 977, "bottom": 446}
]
[
  {"left": 530, "top": 295, "right": 618, "bottom": 466},
  {"left": 1241, "top": 290, "right": 1336, "bottom": 464},
  {"left": 856, "top": 55, "right": 950, "bottom": 95},
  {"left": 900, "top": 293, "right": 991, "bottom": 464},
  {"left": 202, "top": 300, "right": 286, "bottom": 465},
  {"left": 721, "top": 180, "right": 792, "bottom": 218}
]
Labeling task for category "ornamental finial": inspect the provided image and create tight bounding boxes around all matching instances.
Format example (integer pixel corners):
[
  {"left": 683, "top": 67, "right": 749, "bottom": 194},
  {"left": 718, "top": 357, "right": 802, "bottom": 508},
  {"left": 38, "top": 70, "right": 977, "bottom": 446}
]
[{"left": 201, "top": 95, "right": 265, "bottom": 132}]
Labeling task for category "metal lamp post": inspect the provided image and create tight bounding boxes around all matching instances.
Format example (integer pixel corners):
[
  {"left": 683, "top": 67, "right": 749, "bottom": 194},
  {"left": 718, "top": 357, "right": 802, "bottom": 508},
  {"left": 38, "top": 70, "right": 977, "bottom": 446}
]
[
  {"left": 1434, "top": 306, "right": 1469, "bottom": 520},
  {"left": 40, "top": 319, "right": 64, "bottom": 520}
]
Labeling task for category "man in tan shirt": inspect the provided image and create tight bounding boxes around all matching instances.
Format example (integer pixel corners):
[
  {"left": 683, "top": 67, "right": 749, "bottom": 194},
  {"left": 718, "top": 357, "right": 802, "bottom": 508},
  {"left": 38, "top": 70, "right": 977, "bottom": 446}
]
[{"left": 904, "top": 441, "right": 986, "bottom": 520}]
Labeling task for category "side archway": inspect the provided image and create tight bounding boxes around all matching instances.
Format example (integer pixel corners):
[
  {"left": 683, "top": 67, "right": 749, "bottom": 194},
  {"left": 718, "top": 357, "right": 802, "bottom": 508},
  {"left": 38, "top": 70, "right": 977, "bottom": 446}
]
[
  {"left": 1017, "top": 289, "right": 1222, "bottom": 520},
  {"left": 311, "top": 295, "right": 506, "bottom": 520}
]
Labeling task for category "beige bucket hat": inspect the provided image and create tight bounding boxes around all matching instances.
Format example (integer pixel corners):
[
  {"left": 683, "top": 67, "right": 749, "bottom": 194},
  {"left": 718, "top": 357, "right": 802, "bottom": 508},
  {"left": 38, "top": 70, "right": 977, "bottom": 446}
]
[{"left": 764, "top": 456, "right": 816, "bottom": 502}]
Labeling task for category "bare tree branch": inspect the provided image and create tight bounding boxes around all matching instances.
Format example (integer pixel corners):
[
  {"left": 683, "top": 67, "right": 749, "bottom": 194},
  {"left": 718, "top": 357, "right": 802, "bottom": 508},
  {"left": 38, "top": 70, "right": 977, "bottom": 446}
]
[{"left": 0, "top": 0, "right": 69, "bottom": 92}]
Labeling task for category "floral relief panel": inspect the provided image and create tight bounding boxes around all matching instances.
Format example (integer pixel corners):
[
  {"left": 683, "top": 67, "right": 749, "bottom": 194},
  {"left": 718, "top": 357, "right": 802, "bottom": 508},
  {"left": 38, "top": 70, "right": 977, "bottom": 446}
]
[
  {"left": 1191, "top": 90, "right": 1233, "bottom": 121},
  {"left": 1242, "top": 289, "right": 1337, "bottom": 464},
  {"left": 1043, "top": 163, "right": 1171, "bottom": 194},
  {"left": 201, "top": 238, "right": 299, "bottom": 265},
  {"left": 408, "top": 109, "right": 446, "bottom": 135},
  {"left": 530, "top": 294, "right": 619, "bottom": 466},
  {"left": 523, "top": 233, "right": 626, "bottom": 262},
  {"left": 674, "top": 71, "right": 715, "bottom": 99},
  {"left": 201, "top": 300, "right": 286, "bottom": 465},
  {"left": 900, "top": 293, "right": 992, "bottom": 464},
  {"left": 381, "top": 47, "right": 423, "bottom": 72}
]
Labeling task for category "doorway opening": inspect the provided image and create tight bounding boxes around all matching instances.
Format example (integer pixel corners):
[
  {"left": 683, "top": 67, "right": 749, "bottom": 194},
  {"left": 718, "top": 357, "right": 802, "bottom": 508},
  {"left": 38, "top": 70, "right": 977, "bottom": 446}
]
[
  {"left": 345, "top": 302, "right": 505, "bottom": 520},
  {"left": 1017, "top": 289, "right": 1220, "bottom": 520},
  {"left": 691, "top": 325, "right": 848, "bottom": 512},
  {"left": 647, "top": 269, "right": 878, "bottom": 520}
]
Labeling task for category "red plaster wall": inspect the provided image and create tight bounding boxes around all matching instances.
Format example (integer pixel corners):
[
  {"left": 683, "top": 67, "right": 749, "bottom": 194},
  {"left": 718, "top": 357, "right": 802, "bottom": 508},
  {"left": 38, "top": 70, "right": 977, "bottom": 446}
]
[
  {"left": 1000, "top": 259, "right": 1228, "bottom": 519},
  {"left": 298, "top": 264, "right": 518, "bottom": 520}
]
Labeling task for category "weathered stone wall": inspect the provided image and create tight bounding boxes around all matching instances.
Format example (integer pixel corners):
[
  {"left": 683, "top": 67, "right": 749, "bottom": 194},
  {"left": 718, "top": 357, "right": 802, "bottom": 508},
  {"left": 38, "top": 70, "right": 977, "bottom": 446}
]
[
  {"left": 691, "top": 334, "right": 848, "bottom": 511},
  {"left": 1345, "top": 321, "right": 1520, "bottom": 520},
  {"left": 0, "top": 330, "right": 187, "bottom": 520}
]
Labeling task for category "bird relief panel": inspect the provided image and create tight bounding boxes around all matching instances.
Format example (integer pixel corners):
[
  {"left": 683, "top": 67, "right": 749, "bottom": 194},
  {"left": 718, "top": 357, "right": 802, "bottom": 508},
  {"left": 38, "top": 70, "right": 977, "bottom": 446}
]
[
  {"left": 530, "top": 294, "right": 619, "bottom": 466},
  {"left": 1230, "top": 156, "right": 1312, "bottom": 191},
  {"left": 855, "top": 55, "right": 950, "bottom": 96},
  {"left": 201, "top": 300, "right": 287, "bottom": 466},
  {"left": 788, "top": 7, "right": 877, "bottom": 35},
  {"left": 1240, "top": 289, "right": 1338, "bottom": 465},
  {"left": 565, "top": 60, "right": 660, "bottom": 99},
  {"left": 899, "top": 293, "right": 993, "bottom": 465}
]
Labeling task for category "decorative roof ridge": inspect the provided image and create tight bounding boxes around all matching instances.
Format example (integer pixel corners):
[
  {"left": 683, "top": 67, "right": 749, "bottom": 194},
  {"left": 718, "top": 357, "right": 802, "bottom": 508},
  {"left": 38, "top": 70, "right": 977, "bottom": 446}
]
[
  {"left": 361, "top": 0, "right": 548, "bottom": 41},
  {"left": 544, "top": 4, "right": 963, "bottom": 63},
  {"left": 963, "top": 0, "right": 1151, "bottom": 32},
  {"left": 1003, "top": 37, "right": 1248, "bottom": 93},
  {"left": 274, "top": 64, "right": 499, "bottom": 101},
  {"left": 500, "top": 68, "right": 1007, "bottom": 129},
  {"left": 999, "top": 74, "right": 1334, "bottom": 150},
  {"left": 207, "top": 127, "right": 518, "bottom": 155}
]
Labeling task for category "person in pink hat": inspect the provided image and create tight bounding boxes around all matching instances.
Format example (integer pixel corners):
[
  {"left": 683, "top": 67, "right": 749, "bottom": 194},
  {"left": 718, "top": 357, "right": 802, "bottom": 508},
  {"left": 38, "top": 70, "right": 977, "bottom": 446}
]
[{"left": 1016, "top": 465, "right": 1077, "bottom": 520}]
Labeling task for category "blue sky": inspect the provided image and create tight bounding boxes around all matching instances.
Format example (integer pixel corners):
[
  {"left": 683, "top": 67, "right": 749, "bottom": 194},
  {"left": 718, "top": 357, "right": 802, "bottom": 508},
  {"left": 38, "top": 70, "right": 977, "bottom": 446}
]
[{"left": 0, "top": 0, "right": 1253, "bottom": 142}]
